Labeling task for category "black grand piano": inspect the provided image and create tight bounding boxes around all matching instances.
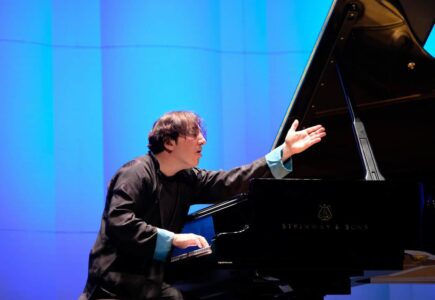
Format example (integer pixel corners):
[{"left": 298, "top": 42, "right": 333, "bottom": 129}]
[{"left": 169, "top": 0, "right": 435, "bottom": 299}]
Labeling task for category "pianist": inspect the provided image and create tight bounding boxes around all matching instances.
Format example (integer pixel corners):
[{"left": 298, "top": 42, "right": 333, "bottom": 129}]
[{"left": 79, "top": 110, "right": 326, "bottom": 300}]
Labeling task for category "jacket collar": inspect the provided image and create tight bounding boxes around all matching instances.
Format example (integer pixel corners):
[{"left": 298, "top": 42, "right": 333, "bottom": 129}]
[{"left": 148, "top": 151, "right": 191, "bottom": 181}]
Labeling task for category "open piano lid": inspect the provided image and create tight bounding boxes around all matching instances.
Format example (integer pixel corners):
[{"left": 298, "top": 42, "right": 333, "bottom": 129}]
[
  {"left": 273, "top": 0, "right": 435, "bottom": 180},
  {"left": 170, "top": 3, "right": 435, "bottom": 298}
]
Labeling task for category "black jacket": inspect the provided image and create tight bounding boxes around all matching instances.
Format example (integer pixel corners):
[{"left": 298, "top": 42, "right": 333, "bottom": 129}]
[{"left": 80, "top": 152, "right": 272, "bottom": 299}]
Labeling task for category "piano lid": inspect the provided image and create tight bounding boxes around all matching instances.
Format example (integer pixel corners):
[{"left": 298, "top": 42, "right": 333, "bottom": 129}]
[{"left": 273, "top": 0, "right": 435, "bottom": 180}]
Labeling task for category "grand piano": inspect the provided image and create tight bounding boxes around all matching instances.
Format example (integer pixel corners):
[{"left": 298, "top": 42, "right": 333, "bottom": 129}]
[{"left": 169, "top": 0, "right": 435, "bottom": 299}]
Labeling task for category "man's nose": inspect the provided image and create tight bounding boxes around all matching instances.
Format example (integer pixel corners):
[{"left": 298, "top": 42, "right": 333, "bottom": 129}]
[{"left": 198, "top": 132, "right": 206, "bottom": 145}]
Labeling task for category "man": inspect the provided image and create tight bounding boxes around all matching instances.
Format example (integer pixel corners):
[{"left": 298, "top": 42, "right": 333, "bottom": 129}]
[{"left": 79, "top": 111, "right": 326, "bottom": 300}]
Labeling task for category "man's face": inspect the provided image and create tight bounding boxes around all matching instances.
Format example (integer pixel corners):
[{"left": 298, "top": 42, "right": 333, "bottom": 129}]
[{"left": 170, "top": 131, "right": 206, "bottom": 169}]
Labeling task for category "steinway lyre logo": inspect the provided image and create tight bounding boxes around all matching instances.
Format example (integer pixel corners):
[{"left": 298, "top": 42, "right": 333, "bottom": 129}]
[{"left": 318, "top": 204, "right": 332, "bottom": 221}]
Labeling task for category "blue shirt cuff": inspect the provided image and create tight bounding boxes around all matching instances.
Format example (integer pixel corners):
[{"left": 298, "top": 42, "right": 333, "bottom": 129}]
[
  {"left": 154, "top": 228, "right": 175, "bottom": 262},
  {"left": 265, "top": 144, "right": 293, "bottom": 179}
]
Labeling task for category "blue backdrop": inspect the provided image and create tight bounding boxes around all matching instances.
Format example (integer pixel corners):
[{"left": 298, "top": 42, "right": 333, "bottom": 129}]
[{"left": 0, "top": 1, "right": 434, "bottom": 299}]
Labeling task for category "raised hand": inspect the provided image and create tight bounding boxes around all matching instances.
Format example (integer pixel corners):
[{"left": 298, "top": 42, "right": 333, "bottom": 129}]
[{"left": 282, "top": 119, "right": 326, "bottom": 161}]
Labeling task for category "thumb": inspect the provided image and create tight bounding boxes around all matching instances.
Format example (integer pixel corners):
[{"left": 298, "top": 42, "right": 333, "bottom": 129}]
[{"left": 289, "top": 119, "right": 299, "bottom": 133}]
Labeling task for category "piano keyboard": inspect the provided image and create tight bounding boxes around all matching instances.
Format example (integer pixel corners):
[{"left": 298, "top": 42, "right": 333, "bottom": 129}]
[{"left": 170, "top": 246, "right": 213, "bottom": 263}]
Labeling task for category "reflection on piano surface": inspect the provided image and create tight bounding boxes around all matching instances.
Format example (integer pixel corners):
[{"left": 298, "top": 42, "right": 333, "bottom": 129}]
[{"left": 168, "top": 0, "right": 435, "bottom": 299}]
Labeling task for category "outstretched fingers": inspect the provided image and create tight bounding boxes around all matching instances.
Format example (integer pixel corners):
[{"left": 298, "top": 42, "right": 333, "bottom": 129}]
[
  {"left": 310, "top": 129, "right": 326, "bottom": 139},
  {"left": 306, "top": 124, "right": 325, "bottom": 135}
]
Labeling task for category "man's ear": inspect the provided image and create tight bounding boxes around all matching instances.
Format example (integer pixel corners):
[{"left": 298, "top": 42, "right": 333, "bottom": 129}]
[{"left": 163, "top": 139, "right": 176, "bottom": 152}]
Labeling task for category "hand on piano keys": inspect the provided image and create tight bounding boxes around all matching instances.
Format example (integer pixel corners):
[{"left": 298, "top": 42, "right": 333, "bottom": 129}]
[
  {"left": 172, "top": 233, "right": 210, "bottom": 249},
  {"left": 282, "top": 119, "right": 326, "bottom": 161}
]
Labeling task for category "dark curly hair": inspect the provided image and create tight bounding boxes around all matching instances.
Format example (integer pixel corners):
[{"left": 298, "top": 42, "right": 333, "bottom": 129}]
[{"left": 147, "top": 111, "right": 205, "bottom": 154}]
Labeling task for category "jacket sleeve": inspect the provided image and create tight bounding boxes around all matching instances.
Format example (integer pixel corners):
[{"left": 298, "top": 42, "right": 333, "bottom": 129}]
[
  {"left": 104, "top": 162, "right": 158, "bottom": 258},
  {"left": 191, "top": 157, "right": 274, "bottom": 204}
]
